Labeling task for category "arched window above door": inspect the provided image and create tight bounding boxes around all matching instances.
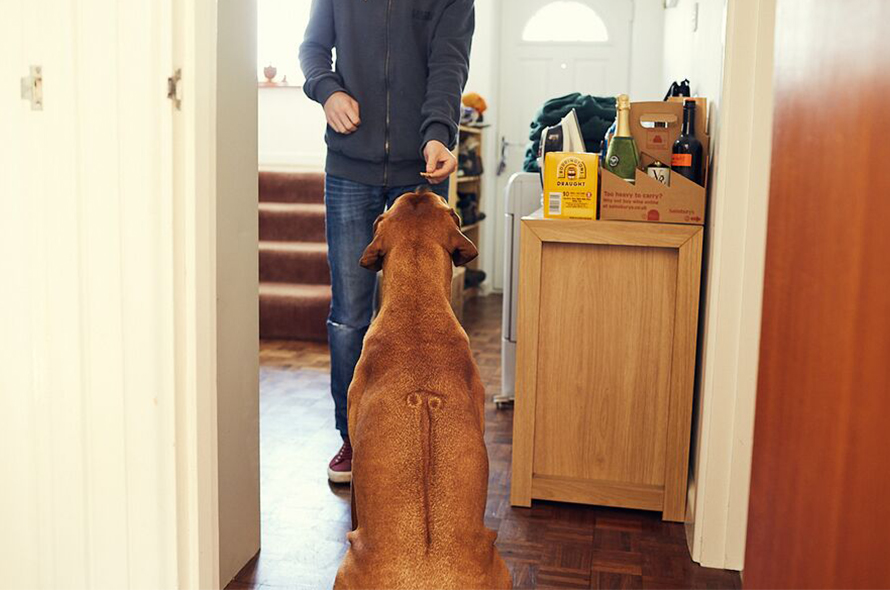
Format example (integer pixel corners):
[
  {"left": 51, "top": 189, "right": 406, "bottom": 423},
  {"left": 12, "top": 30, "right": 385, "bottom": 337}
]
[{"left": 521, "top": 1, "right": 609, "bottom": 43}]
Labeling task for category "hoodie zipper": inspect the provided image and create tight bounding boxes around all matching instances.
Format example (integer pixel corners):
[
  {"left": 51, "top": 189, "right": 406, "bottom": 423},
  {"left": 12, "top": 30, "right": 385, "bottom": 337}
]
[{"left": 383, "top": 0, "right": 394, "bottom": 185}]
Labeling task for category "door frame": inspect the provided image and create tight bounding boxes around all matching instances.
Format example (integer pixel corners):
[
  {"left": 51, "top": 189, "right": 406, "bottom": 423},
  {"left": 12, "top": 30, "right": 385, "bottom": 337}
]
[
  {"left": 180, "top": 0, "right": 780, "bottom": 578},
  {"left": 173, "top": 0, "right": 221, "bottom": 586},
  {"left": 685, "top": 0, "right": 776, "bottom": 570}
]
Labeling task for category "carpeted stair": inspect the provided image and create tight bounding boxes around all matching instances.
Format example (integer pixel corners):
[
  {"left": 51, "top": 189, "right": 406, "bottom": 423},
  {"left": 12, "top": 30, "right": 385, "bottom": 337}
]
[{"left": 259, "top": 171, "right": 330, "bottom": 341}]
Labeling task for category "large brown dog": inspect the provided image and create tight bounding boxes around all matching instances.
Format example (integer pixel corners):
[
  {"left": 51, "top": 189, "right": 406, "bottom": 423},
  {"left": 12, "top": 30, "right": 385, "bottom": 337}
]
[{"left": 333, "top": 190, "right": 512, "bottom": 590}]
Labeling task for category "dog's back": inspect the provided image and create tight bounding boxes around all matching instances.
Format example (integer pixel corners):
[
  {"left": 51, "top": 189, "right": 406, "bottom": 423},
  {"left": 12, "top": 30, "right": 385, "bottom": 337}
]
[{"left": 334, "top": 192, "right": 511, "bottom": 590}]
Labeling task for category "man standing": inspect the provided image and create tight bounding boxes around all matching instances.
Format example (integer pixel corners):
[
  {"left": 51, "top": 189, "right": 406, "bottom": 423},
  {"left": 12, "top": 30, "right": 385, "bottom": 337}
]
[{"left": 300, "top": 0, "right": 475, "bottom": 483}]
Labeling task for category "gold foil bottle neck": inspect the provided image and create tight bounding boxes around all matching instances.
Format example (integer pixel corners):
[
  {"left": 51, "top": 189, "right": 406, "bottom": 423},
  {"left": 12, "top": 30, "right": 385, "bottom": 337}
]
[
  {"left": 615, "top": 94, "right": 632, "bottom": 138},
  {"left": 616, "top": 93, "right": 630, "bottom": 111}
]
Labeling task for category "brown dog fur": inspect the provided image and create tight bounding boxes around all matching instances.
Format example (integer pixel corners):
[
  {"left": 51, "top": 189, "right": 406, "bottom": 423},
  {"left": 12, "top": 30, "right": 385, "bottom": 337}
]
[{"left": 333, "top": 190, "right": 512, "bottom": 590}]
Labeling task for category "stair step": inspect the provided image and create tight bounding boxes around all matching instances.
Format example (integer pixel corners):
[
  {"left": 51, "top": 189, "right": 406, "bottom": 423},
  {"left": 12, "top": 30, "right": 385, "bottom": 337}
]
[
  {"left": 259, "top": 241, "right": 330, "bottom": 285},
  {"left": 259, "top": 282, "right": 331, "bottom": 342},
  {"left": 259, "top": 202, "right": 326, "bottom": 243},
  {"left": 259, "top": 171, "right": 325, "bottom": 204}
]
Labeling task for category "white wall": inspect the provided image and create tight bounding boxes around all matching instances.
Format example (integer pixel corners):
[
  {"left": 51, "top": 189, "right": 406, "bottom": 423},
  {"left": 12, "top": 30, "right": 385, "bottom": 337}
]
[
  {"left": 662, "top": 0, "right": 731, "bottom": 563},
  {"left": 217, "top": 0, "right": 261, "bottom": 585},
  {"left": 662, "top": 0, "right": 726, "bottom": 104},
  {"left": 465, "top": 0, "right": 502, "bottom": 292},
  {"left": 630, "top": 0, "right": 667, "bottom": 100},
  {"left": 259, "top": 86, "right": 327, "bottom": 169}
]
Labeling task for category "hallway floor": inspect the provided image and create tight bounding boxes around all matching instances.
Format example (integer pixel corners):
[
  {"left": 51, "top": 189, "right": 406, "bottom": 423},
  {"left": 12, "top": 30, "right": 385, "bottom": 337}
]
[{"left": 228, "top": 295, "right": 741, "bottom": 590}]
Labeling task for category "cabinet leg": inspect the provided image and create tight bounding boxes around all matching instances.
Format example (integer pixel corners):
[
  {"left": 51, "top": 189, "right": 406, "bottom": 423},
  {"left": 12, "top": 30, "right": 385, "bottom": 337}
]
[
  {"left": 661, "top": 493, "right": 686, "bottom": 523},
  {"left": 510, "top": 480, "right": 532, "bottom": 508}
]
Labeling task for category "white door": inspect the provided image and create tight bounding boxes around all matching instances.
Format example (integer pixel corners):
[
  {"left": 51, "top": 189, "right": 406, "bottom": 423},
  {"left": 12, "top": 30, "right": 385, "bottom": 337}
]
[
  {"left": 0, "top": 0, "right": 224, "bottom": 587},
  {"left": 0, "top": 0, "right": 183, "bottom": 587},
  {"left": 492, "top": 0, "right": 632, "bottom": 290}
]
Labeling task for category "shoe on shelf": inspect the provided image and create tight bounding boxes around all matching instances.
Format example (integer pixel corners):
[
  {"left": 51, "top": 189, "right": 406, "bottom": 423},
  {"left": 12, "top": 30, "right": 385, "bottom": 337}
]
[
  {"left": 465, "top": 269, "right": 487, "bottom": 289},
  {"left": 327, "top": 438, "right": 352, "bottom": 484}
]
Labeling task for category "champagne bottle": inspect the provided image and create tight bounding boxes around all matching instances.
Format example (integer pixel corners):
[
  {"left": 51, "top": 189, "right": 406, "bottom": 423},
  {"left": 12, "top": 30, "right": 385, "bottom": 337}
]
[
  {"left": 604, "top": 94, "right": 639, "bottom": 184},
  {"left": 671, "top": 99, "right": 704, "bottom": 185}
]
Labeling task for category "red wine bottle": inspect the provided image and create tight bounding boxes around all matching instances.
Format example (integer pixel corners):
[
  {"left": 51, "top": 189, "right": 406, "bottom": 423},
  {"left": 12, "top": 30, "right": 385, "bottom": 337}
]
[{"left": 671, "top": 99, "right": 704, "bottom": 186}]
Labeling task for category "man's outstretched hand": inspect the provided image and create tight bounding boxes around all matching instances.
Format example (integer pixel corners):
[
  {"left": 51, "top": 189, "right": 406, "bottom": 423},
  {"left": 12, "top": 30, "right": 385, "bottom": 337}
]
[
  {"left": 324, "top": 92, "right": 361, "bottom": 134},
  {"left": 423, "top": 140, "right": 457, "bottom": 184}
]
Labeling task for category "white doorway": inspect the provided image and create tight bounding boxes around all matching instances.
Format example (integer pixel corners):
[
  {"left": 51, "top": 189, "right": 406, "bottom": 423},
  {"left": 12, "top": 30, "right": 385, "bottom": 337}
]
[{"left": 492, "top": 0, "right": 633, "bottom": 290}]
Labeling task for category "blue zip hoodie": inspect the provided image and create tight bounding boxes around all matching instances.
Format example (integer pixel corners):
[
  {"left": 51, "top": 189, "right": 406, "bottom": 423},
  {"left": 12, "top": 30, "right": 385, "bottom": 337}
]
[{"left": 299, "top": 0, "right": 475, "bottom": 187}]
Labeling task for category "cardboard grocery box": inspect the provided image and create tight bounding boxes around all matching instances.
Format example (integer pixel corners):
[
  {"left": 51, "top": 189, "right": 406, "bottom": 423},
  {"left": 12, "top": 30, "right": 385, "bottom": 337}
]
[
  {"left": 599, "top": 100, "right": 709, "bottom": 225},
  {"left": 543, "top": 152, "right": 598, "bottom": 220}
]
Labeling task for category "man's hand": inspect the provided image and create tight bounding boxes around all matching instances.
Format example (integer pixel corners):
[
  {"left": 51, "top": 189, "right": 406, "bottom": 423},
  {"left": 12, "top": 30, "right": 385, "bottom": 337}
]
[
  {"left": 422, "top": 140, "right": 457, "bottom": 184},
  {"left": 323, "top": 92, "right": 361, "bottom": 134}
]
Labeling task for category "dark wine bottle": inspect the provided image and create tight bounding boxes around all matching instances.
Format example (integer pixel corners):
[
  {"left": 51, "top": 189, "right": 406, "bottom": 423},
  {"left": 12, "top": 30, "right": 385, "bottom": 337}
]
[{"left": 671, "top": 99, "right": 704, "bottom": 186}]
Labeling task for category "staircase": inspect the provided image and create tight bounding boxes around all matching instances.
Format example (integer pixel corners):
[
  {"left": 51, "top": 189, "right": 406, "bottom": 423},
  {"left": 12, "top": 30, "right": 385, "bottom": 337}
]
[{"left": 259, "top": 171, "right": 331, "bottom": 341}]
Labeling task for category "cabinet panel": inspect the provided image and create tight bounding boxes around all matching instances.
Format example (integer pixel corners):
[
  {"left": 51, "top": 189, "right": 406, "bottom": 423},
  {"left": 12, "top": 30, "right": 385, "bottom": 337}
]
[
  {"left": 510, "top": 213, "right": 702, "bottom": 521},
  {"left": 533, "top": 243, "right": 677, "bottom": 485}
]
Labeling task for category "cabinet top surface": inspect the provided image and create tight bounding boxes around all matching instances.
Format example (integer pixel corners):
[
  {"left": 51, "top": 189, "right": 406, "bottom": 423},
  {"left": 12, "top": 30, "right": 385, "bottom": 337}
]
[{"left": 521, "top": 209, "right": 702, "bottom": 248}]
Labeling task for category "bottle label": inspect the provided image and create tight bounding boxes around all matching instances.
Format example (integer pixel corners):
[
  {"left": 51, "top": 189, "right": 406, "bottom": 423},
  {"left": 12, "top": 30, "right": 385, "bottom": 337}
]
[
  {"left": 647, "top": 166, "right": 671, "bottom": 186},
  {"left": 671, "top": 153, "right": 692, "bottom": 167}
]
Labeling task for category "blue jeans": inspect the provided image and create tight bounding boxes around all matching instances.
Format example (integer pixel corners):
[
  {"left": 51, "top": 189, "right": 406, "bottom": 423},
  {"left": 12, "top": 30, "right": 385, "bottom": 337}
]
[{"left": 325, "top": 175, "right": 449, "bottom": 439}]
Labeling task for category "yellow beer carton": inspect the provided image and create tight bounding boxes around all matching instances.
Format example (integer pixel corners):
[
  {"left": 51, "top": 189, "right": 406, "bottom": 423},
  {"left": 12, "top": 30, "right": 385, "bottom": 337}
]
[{"left": 543, "top": 152, "right": 599, "bottom": 220}]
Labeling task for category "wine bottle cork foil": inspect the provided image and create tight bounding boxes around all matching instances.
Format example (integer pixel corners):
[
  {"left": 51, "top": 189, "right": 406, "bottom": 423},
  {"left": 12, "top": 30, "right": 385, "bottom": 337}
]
[{"left": 617, "top": 94, "right": 630, "bottom": 110}]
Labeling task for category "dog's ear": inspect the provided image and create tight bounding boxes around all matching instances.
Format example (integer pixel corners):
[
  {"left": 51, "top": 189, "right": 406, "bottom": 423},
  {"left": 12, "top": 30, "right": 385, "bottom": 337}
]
[
  {"left": 359, "top": 215, "right": 386, "bottom": 272},
  {"left": 446, "top": 211, "right": 478, "bottom": 267},
  {"left": 451, "top": 230, "right": 478, "bottom": 266}
]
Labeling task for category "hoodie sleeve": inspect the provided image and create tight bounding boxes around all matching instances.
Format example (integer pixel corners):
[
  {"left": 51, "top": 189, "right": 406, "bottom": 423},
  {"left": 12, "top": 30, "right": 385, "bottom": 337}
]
[
  {"left": 299, "top": 0, "right": 347, "bottom": 106},
  {"left": 420, "top": 0, "right": 475, "bottom": 152}
]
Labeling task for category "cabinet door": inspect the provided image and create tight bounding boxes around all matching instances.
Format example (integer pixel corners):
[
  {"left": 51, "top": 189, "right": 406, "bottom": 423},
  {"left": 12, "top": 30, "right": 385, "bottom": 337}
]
[
  {"left": 533, "top": 243, "right": 677, "bottom": 487},
  {"left": 512, "top": 217, "right": 702, "bottom": 521}
]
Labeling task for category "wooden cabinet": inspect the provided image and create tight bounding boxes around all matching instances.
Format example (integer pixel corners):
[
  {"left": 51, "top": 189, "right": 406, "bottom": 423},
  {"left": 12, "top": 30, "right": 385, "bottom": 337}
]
[{"left": 510, "top": 212, "right": 703, "bottom": 522}]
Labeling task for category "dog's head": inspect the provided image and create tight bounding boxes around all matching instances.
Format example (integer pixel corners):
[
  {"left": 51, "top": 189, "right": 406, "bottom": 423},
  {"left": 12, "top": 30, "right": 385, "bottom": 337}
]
[{"left": 359, "top": 188, "right": 478, "bottom": 272}]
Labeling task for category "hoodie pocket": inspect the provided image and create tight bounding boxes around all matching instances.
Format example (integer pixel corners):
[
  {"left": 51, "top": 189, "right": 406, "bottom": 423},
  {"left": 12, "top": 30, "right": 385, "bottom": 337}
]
[{"left": 325, "top": 121, "right": 386, "bottom": 164}]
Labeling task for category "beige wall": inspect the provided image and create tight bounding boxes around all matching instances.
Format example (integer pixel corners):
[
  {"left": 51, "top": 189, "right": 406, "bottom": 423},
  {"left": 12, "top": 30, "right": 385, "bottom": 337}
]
[{"left": 216, "top": 0, "right": 261, "bottom": 584}]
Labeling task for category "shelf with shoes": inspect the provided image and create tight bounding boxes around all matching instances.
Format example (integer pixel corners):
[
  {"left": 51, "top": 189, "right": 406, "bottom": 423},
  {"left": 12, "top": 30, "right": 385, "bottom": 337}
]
[{"left": 447, "top": 125, "right": 487, "bottom": 310}]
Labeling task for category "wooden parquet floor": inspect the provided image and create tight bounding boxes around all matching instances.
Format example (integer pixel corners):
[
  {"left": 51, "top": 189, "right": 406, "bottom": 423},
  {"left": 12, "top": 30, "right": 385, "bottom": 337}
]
[{"left": 228, "top": 295, "right": 741, "bottom": 590}]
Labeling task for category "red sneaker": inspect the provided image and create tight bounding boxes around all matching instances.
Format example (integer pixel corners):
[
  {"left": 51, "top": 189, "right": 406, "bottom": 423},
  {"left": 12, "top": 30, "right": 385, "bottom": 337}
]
[{"left": 327, "top": 438, "right": 352, "bottom": 484}]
